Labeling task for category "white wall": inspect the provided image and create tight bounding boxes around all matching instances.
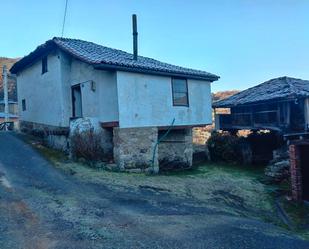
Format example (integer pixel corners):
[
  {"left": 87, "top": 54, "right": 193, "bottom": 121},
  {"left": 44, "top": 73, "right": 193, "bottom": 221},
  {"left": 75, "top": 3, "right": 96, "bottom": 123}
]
[
  {"left": 17, "top": 50, "right": 119, "bottom": 127},
  {"left": 17, "top": 50, "right": 65, "bottom": 127},
  {"left": 116, "top": 71, "right": 212, "bottom": 128},
  {"left": 17, "top": 50, "right": 211, "bottom": 129},
  {"left": 65, "top": 57, "right": 119, "bottom": 124}
]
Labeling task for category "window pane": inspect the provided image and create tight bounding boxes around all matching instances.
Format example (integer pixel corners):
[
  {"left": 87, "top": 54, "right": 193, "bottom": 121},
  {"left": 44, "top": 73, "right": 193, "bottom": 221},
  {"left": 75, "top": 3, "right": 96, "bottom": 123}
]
[
  {"left": 172, "top": 79, "right": 187, "bottom": 92},
  {"left": 42, "top": 56, "right": 48, "bottom": 74},
  {"left": 173, "top": 92, "right": 188, "bottom": 106},
  {"left": 172, "top": 78, "right": 188, "bottom": 106},
  {"left": 22, "top": 99, "right": 26, "bottom": 111}
]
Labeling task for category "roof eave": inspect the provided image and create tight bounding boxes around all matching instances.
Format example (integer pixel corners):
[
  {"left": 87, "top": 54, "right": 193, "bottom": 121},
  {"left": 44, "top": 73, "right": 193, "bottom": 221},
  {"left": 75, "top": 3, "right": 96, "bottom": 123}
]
[
  {"left": 10, "top": 40, "right": 56, "bottom": 74},
  {"left": 93, "top": 63, "right": 220, "bottom": 82},
  {"left": 212, "top": 96, "right": 302, "bottom": 108}
]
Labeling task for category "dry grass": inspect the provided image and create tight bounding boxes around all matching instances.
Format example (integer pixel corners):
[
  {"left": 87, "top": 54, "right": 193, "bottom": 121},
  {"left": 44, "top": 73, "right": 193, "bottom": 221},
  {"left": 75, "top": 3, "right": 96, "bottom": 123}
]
[
  {"left": 55, "top": 160, "right": 276, "bottom": 220},
  {"left": 22, "top": 133, "right": 309, "bottom": 238}
]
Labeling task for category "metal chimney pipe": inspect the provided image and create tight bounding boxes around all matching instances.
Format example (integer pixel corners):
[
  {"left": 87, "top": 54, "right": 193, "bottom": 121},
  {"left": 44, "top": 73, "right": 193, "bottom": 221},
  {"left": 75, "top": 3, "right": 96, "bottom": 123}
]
[{"left": 132, "top": 14, "right": 138, "bottom": 60}]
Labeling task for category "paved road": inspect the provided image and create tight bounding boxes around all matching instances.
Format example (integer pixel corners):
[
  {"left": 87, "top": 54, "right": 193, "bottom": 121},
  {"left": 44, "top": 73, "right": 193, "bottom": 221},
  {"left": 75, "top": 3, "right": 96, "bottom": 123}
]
[{"left": 0, "top": 132, "right": 308, "bottom": 249}]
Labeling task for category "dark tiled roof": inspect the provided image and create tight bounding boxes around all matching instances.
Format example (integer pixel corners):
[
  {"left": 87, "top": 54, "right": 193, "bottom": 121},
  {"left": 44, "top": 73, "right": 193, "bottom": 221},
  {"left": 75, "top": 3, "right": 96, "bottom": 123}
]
[
  {"left": 11, "top": 37, "right": 219, "bottom": 81},
  {"left": 213, "top": 77, "right": 309, "bottom": 108}
]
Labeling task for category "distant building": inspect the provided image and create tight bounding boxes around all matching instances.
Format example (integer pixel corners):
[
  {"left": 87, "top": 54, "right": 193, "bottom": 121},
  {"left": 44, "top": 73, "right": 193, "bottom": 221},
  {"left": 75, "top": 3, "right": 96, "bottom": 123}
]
[
  {"left": 213, "top": 76, "right": 309, "bottom": 135},
  {"left": 213, "top": 76, "right": 309, "bottom": 202},
  {"left": 0, "top": 70, "right": 18, "bottom": 123}
]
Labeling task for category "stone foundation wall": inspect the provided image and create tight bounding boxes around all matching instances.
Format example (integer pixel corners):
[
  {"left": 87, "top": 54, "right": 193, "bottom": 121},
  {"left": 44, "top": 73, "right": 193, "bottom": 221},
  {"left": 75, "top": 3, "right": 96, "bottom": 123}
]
[
  {"left": 192, "top": 126, "right": 211, "bottom": 145},
  {"left": 113, "top": 127, "right": 158, "bottom": 173},
  {"left": 158, "top": 129, "right": 193, "bottom": 170},
  {"left": 46, "top": 134, "right": 69, "bottom": 151},
  {"left": 20, "top": 119, "right": 113, "bottom": 157},
  {"left": 100, "top": 128, "right": 113, "bottom": 158},
  {"left": 20, "top": 120, "right": 70, "bottom": 136},
  {"left": 289, "top": 144, "right": 303, "bottom": 201},
  {"left": 20, "top": 120, "right": 70, "bottom": 151}
]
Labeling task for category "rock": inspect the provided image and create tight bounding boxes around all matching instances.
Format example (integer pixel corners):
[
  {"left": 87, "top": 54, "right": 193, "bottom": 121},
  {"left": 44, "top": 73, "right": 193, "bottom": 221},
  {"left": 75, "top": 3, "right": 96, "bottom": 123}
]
[
  {"left": 104, "top": 163, "right": 117, "bottom": 171},
  {"left": 125, "top": 168, "right": 142, "bottom": 173},
  {"left": 265, "top": 159, "right": 290, "bottom": 182}
]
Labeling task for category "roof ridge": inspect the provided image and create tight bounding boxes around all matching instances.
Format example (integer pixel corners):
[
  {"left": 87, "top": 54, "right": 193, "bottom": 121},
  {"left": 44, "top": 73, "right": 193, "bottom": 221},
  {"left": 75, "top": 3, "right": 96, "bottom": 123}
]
[
  {"left": 213, "top": 76, "right": 309, "bottom": 108},
  {"left": 53, "top": 37, "right": 216, "bottom": 74},
  {"left": 284, "top": 77, "right": 299, "bottom": 95},
  {"left": 11, "top": 37, "right": 220, "bottom": 80}
]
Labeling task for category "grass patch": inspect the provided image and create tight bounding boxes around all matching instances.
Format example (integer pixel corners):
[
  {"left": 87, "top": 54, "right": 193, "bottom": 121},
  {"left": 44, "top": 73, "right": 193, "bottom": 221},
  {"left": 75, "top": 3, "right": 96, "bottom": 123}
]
[
  {"left": 55, "top": 160, "right": 277, "bottom": 221},
  {"left": 18, "top": 132, "right": 309, "bottom": 238},
  {"left": 280, "top": 198, "right": 309, "bottom": 239}
]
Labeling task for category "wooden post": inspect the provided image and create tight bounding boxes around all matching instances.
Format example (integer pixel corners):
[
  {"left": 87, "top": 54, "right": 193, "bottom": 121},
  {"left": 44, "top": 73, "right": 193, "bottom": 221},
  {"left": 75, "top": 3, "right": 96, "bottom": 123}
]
[
  {"left": 2, "top": 65, "right": 8, "bottom": 125},
  {"left": 287, "top": 101, "right": 291, "bottom": 130},
  {"left": 304, "top": 98, "right": 309, "bottom": 131}
]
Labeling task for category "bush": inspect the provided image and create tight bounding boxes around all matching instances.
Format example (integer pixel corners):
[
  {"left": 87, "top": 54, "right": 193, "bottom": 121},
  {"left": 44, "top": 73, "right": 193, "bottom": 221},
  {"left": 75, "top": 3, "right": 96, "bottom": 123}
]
[
  {"left": 207, "top": 131, "right": 248, "bottom": 163},
  {"left": 246, "top": 131, "right": 283, "bottom": 164},
  {"left": 70, "top": 130, "right": 105, "bottom": 162}
]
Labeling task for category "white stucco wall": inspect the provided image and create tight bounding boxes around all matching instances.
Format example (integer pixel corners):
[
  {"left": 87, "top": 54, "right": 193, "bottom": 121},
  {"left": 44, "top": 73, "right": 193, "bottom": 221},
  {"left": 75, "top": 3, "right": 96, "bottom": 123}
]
[
  {"left": 116, "top": 71, "right": 212, "bottom": 128},
  {"left": 17, "top": 50, "right": 211, "bottom": 129},
  {"left": 17, "top": 50, "right": 65, "bottom": 127},
  {"left": 17, "top": 50, "right": 119, "bottom": 127},
  {"left": 65, "top": 57, "right": 119, "bottom": 124}
]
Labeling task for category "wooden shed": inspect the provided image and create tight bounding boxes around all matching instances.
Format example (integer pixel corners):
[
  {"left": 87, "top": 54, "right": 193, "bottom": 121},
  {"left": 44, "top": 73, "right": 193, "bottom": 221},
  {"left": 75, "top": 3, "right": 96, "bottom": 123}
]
[{"left": 213, "top": 76, "right": 309, "bottom": 135}]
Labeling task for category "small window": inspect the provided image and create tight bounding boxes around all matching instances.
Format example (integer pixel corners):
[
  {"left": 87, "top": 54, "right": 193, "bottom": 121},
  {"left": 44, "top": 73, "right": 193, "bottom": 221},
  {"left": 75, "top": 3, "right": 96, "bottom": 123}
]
[
  {"left": 22, "top": 99, "right": 26, "bottom": 111},
  {"left": 42, "top": 56, "right": 48, "bottom": 74},
  {"left": 172, "top": 78, "right": 189, "bottom": 106}
]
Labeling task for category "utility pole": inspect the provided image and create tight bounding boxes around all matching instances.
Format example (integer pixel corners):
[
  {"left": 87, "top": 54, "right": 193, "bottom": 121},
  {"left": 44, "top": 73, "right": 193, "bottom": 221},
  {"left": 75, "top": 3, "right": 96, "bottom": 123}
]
[{"left": 2, "top": 65, "right": 9, "bottom": 125}]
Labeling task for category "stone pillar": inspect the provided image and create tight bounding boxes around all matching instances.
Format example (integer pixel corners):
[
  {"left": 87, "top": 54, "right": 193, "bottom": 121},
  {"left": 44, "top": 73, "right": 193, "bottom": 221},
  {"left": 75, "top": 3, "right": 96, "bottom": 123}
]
[
  {"left": 113, "top": 127, "right": 158, "bottom": 173},
  {"left": 289, "top": 144, "right": 303, "bottom": 201},
  {"left": 192, "top": 127, "right": 211, "bottom": 145},
  {"left": 158, "top": 128, "right": 193, "bottom": 170}
]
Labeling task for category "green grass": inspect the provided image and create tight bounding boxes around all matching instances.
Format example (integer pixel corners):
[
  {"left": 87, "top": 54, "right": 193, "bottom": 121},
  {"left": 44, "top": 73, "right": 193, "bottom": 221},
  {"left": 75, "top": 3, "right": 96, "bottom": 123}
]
[{"left": 280, "top": 198, "right": 309, "bottom": 239}]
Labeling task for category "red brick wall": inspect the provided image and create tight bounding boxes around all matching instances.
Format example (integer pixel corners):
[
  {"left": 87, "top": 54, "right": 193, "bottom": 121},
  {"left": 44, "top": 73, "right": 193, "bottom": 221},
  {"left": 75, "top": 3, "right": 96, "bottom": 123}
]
[{"left": 289, "top": 144, "right": 303, "bottom": 201}]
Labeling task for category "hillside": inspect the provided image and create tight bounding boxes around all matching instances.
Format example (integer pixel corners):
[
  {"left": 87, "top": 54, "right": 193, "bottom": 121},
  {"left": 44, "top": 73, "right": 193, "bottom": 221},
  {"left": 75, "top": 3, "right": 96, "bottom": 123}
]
[
  {"left": 212, "top": 90, "right": 240, "bottom": 102},
  {"left": 0, "top": 57, "right": 19, "bottom": 101}
]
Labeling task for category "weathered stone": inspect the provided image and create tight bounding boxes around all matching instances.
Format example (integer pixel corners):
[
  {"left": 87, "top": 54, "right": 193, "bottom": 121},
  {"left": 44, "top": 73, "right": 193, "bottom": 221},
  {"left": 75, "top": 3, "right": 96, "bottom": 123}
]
[
  {"left": 192, "top": 126, "right": 211, "bottom": 146},
  {"left": 125, "top": 168, "right": 142, "bottom": 173},
  {"left": 69, "top": 118, "right": 113, "bottom": 161},
  {"left": 158, "top": 129, "right": 193, "bottom": 171},
  {"left": 265, "top": 159, "right": 290, "bottom": 182},
  {"left": 265, "top": 145, "right": 290, "bottom": 183},
  {"left": 20, "top": 120, "right": 69, "bottom": 136},
  {"left": 20, "top": 120, "right": 70, "bottom": 151},
  {"left": 70, "top": 118, "right": 113, "bottom": 157},
  {"left": 46, "top": 134, "right": 69, "bottom": 151},
  {"left": 113, "top": 127, "right": 158, "bottom": 172},
  {"left": 103, "top": 163, "right": 118, "bottom": 171}
]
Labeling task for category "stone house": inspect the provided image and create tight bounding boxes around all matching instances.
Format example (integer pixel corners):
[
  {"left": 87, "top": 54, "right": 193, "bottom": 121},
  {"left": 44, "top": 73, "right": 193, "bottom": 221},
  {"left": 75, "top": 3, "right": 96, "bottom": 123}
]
[{"left": 10, "top": 37, "right": 219, "bottom": 172}]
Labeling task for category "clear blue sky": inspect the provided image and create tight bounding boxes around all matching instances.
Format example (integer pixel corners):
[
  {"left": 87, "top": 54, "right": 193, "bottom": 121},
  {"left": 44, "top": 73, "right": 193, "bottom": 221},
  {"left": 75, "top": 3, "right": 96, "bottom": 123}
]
[{"left": 1, "top": 0, "right": 309, "bottom": 92}]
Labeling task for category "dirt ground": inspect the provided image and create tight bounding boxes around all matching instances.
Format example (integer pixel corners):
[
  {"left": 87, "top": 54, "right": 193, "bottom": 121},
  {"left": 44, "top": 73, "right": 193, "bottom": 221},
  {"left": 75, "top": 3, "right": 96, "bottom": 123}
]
[{"left": 0, "top": 132, "right": 308, "bottom": 249}]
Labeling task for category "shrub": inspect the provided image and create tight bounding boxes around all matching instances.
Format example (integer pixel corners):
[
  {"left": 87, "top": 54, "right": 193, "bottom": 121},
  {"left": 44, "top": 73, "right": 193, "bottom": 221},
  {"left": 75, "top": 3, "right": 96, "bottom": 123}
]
[
  {"left": 207, "top": 131, "right": 247, "bottom": 163},
  {"left": 70, "top": 130, "right": 105, "bottom": 162}
]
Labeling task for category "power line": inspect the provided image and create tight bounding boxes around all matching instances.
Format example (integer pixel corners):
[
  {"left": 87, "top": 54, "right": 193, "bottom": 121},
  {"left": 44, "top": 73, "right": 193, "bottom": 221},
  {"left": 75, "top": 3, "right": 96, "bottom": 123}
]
[{"left": 61, "top": 0, "right": 69, "bottom": 37}]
